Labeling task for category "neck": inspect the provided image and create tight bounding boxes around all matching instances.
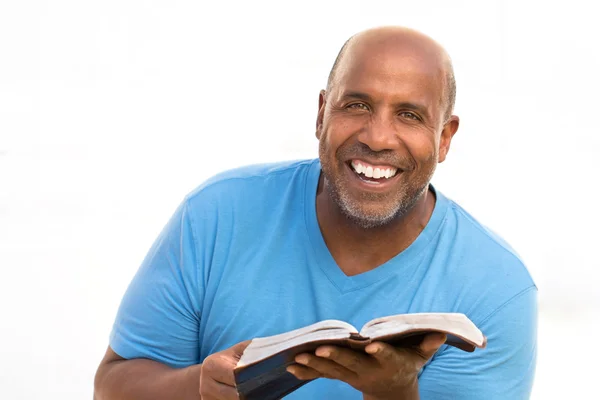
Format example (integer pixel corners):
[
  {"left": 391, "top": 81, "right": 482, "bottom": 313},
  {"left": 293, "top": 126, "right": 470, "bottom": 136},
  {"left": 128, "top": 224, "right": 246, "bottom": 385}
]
[{"left": 315, "top": 175, "right": 436, "bottom": 276}]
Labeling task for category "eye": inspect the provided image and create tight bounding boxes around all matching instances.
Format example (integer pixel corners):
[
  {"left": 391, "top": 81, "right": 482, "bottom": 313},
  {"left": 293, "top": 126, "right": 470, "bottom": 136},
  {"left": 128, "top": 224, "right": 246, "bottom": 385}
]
[
  {"left": 346, "top": 102, "right": 369, "bottom": 111},
  {"left": 399, "top": 111, "right": 421, "bottom": 121}
]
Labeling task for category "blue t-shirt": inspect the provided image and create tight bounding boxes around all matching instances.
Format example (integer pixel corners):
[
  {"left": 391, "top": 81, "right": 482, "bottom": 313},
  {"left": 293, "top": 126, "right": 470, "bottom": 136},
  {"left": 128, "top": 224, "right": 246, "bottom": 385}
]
[{"left": 110, "top": 159, "right": 537, "bottom": 399}]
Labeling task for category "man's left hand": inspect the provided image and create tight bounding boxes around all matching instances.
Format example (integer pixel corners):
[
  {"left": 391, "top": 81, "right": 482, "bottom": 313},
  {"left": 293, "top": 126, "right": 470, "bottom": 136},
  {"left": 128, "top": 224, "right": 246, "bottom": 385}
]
[{"left": 286, "top": 333, "right": 447, "bottom": 400}]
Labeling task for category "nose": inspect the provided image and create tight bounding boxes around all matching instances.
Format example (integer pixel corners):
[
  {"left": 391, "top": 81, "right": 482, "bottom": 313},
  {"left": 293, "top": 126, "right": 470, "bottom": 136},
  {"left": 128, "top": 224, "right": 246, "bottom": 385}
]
[{"left": 357, "top": 113, "right": 399, "bottom": 152}]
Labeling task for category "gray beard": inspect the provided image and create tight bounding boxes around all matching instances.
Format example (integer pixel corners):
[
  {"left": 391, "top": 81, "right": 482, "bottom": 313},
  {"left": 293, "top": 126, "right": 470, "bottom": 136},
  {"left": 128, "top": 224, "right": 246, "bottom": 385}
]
[{"left": 324, "top": 175, "right": 428, "bottom": 229}]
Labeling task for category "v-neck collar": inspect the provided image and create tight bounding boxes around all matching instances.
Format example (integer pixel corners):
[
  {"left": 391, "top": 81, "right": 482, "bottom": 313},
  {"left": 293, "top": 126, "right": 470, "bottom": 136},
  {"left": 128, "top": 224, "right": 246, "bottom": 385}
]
[{"left": 303, "top": 159, "right": 449, "bottom": 293}]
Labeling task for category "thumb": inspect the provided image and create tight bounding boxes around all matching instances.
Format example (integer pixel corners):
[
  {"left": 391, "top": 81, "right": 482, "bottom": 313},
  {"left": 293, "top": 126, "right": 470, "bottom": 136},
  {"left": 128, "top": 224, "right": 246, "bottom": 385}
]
[{"left": 230, "top": 340, "right": 252, "bottom": 359}]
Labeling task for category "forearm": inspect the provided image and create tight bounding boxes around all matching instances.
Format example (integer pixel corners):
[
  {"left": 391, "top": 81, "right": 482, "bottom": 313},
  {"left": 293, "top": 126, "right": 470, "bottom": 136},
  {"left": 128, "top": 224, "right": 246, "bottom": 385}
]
[{"left": 94, "top": 358, "right": 201, "bottom": 400}]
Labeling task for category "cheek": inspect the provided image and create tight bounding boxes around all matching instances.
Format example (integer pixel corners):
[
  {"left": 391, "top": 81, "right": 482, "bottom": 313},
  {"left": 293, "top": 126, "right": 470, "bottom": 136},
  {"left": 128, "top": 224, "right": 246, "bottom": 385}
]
[
  {"left": 318, "top": 132, "right": 341, "bottom": 162},
  {"left": 322, "top": 115, "right": 363, "bottom": 147},
  {"left": 403, "top": 132, "right": 439, "bottom": 165}
]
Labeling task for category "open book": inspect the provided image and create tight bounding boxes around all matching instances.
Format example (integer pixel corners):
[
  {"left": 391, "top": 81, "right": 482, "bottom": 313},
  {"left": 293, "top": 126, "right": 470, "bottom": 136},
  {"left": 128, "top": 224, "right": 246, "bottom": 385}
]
[{"left": 234, "top": 312, "right": 486, "bottom": 400}]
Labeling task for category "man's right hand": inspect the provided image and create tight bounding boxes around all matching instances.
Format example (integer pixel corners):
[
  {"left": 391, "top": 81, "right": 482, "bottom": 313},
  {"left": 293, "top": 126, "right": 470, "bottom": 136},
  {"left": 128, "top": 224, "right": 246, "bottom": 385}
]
[{"left": 199, "top": 340, "right": 251, "bottom": 400}]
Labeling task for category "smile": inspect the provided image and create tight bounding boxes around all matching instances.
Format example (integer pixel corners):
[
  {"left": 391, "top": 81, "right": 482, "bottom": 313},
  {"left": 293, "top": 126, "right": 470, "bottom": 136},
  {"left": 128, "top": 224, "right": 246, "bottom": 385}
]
[
  {"left": 345, "top": 159, "right": 401, "bottom": 189},
  {"left": 350, "top": 159, "right": 397, "bottom": 179}
]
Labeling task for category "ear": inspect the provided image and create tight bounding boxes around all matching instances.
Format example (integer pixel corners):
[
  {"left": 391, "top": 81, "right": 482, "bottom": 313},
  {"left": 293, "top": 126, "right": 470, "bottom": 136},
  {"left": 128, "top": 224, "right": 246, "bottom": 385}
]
[
  {"left": 438, "top": 115, "right": 459, "bottom": 163},
  {"left": 315, "top": 90, "right": 327, "bottom": 139}
]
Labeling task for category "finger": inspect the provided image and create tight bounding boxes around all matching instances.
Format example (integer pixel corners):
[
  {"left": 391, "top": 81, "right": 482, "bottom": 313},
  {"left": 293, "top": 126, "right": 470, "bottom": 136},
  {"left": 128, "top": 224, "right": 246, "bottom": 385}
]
[
  {"left": 199, "top": 377, "right": 239, "bottom": 400},
  {"left": 365, "top": 340, "right": 404, "bottom": 363},
  {"left": 294, "top": 353, "right": 358, "bottom": 381},
  {"left": 315, "top": 345, "right": 375, "bottom": 373},
  {"left": 286, "top": 364, "right": 322, "bottom": 381},
  {"left": 418, "top": 333, "right": 447, "bottom": 359},
  {"left": 365, "top": 333, "right": 447, "bottom": 364}
]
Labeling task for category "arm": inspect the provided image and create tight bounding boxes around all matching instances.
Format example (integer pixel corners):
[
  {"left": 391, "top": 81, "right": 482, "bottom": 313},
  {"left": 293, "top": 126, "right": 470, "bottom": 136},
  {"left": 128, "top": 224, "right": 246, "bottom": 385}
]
[
  {"left": 94, "top": 197, "right": 249, "bottom": 400},
  {"left": 94, "top": 200, "right": 205, "bottom": 398},
  {"left": 94, "top": 347, "right": 201, "bottom": 400},
  {"left": 418, "top": 286, "right": 538, "bottom": 399},
  {"left": 94, "top": 343, "right": 250, "bottom": 400}
]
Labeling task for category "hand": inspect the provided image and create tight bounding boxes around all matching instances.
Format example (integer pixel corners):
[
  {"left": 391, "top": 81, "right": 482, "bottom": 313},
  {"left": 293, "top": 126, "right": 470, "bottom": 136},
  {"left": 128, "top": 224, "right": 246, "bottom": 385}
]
[
  {"left": 199, "top": 340, "right": 250, "bottom": 400},
  {"left": 286, "top": 333, "right": 447, "bottom": 400}
]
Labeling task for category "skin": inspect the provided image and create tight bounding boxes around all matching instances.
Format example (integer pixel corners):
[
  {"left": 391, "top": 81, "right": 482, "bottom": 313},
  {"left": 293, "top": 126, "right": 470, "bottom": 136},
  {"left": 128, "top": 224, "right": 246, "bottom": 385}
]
[
  {"left": 285, "top": 26, "right": 460, "bottom": 399},
  {"left": 94, "top": 26, "right": 459, "bottom": 400},
  {"left": 315, "top": 26, "right": 459, "bottom": 277},
  {"left": 288, "top": 333, "right": 447, "bottom": 400}
]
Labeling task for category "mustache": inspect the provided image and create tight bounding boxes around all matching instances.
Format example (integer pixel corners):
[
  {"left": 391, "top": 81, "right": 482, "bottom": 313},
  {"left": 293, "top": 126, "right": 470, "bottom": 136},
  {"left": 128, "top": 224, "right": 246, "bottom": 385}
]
[{"left": 337, "top": 143, "right": 414, "bottom": 170}]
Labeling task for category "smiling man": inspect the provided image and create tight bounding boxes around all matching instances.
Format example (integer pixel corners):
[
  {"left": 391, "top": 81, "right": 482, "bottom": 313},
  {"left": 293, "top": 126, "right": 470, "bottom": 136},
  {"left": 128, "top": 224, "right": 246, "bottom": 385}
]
[{"left": 94, "top": 27, "right": 537, "bottom": 400}]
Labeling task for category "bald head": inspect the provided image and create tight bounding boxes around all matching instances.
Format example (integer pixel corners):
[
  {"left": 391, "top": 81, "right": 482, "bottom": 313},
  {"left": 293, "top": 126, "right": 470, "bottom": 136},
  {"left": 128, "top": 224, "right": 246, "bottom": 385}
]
[{"left": 326, "top": 27, "right": 456, "bottom": 122}]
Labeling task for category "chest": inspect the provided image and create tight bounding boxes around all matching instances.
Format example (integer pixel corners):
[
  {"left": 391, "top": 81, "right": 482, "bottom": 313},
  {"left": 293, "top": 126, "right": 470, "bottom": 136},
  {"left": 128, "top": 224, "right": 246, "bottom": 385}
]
[{"left": 196, "top": 241, "right": 432, "bottom": 360}]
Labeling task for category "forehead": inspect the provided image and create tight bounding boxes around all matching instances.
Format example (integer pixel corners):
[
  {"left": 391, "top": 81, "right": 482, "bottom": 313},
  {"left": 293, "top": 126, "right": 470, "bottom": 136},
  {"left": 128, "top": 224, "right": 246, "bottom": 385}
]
[{"left": 332, "top": 39, "right": 446, "bottom": 106}]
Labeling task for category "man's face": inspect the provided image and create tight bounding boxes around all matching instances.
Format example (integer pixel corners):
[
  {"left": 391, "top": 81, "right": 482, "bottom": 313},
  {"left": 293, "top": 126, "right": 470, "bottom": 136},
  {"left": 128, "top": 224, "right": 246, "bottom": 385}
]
[{"left": 317, "top": 41, "right": 456, "bottom": 228}]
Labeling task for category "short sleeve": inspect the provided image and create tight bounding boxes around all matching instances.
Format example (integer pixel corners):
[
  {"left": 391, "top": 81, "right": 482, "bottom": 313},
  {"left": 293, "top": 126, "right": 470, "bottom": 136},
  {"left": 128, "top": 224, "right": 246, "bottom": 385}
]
[
  {"left": 418, "top": 286, "right": 538, "bottom": 399},
  {"left": 109, "top": 199, "right": 203, "bottom": 368}
]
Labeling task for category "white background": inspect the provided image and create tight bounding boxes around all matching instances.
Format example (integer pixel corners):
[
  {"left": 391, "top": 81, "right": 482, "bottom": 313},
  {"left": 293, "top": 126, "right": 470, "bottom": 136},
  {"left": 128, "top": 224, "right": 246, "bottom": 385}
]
[{"left": 1, "top": 0, "right": 598, "bottom": 398}]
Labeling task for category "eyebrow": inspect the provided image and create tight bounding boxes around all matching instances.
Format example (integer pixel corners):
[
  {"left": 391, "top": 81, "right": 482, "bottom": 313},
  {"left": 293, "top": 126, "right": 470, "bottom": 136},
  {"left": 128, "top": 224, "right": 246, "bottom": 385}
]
[
  {"left": 341, "top": 91, "right": 373, "bottom": 103},
  {"left": 340, "top": 91, "right": 430, "bottom": 118}
]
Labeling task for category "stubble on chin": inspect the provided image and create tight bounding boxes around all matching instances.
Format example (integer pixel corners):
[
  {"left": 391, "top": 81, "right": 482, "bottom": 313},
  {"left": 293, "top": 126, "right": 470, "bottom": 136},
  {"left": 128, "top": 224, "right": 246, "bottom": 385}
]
[
  {"left": 321, "top": 165, "right": 424, "bottom": 230},
  {"left": 319, "top": 140, "right": 434, "bottom": 229},
  {"left": 336, "top": 182, "right": 426, "bottom": 229}
]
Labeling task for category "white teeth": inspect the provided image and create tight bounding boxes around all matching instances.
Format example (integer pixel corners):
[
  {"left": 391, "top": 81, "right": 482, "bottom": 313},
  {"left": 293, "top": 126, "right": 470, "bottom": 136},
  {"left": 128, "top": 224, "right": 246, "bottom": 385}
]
[{"left": 351, "top": 161, "right": 397, "bottom": 179}]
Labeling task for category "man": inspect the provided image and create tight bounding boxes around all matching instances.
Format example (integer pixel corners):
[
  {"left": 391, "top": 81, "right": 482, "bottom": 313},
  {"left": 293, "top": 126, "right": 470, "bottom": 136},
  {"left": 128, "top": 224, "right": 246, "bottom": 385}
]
[{"left": 94, "top": 26, "right": 537, "bottom": 399}]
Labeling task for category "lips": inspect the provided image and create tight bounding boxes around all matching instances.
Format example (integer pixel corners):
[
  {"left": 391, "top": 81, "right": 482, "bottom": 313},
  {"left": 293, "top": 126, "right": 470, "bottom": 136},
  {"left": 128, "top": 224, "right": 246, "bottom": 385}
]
[
  {"left": 344, "top": 160, "right": 402, "bottom": 191},
  {"left": 350, "top": 159, "right": 398, "bottom": 180}
]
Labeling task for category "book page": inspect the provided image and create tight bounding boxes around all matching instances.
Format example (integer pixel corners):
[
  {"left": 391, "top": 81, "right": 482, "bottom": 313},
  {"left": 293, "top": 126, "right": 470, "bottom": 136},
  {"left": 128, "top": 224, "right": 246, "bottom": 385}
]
[
  {"left": 237, "top": 320, "right": 357, "bottom": 368},
  {"left": 360, "top": 313, "right": 485, "bottom": 349}
]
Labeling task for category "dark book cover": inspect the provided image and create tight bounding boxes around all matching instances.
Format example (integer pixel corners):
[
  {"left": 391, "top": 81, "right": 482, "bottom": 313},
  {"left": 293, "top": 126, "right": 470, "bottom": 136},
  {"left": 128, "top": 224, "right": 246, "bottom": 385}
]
[{"left": 233, "top": 330, "right": 478, "bottom": 400}]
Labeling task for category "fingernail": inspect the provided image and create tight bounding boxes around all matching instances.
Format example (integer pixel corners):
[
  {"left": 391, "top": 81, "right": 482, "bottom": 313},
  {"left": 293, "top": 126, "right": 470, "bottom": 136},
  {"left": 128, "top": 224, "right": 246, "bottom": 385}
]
[
  {"left": 316, "top": 348, "right": 330, "bottom": 358},
  {"left": 366, "top": 345, "right": 379, "bottom": 354},
  {"left": 295, "top": 355, "right": 308, "bottom": 365}
]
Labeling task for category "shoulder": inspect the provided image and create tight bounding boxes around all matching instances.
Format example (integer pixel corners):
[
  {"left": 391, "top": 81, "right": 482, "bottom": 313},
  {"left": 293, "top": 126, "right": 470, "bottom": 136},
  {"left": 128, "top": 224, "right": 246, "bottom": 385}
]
[
  {"left": 447, "top": 196, "right": 523, "bottom": 261},
  {"left": 442, "top": 190, "right": 534, "bottom": 284},
  {"left": 434, "top": 189, "right": 537, "bottom": 322},
  {"left": 178, "top": 159, "right": 317, "bottom": 226},
  {"left": 186, "top": 160, "right": 316, "bottom": 201}
]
